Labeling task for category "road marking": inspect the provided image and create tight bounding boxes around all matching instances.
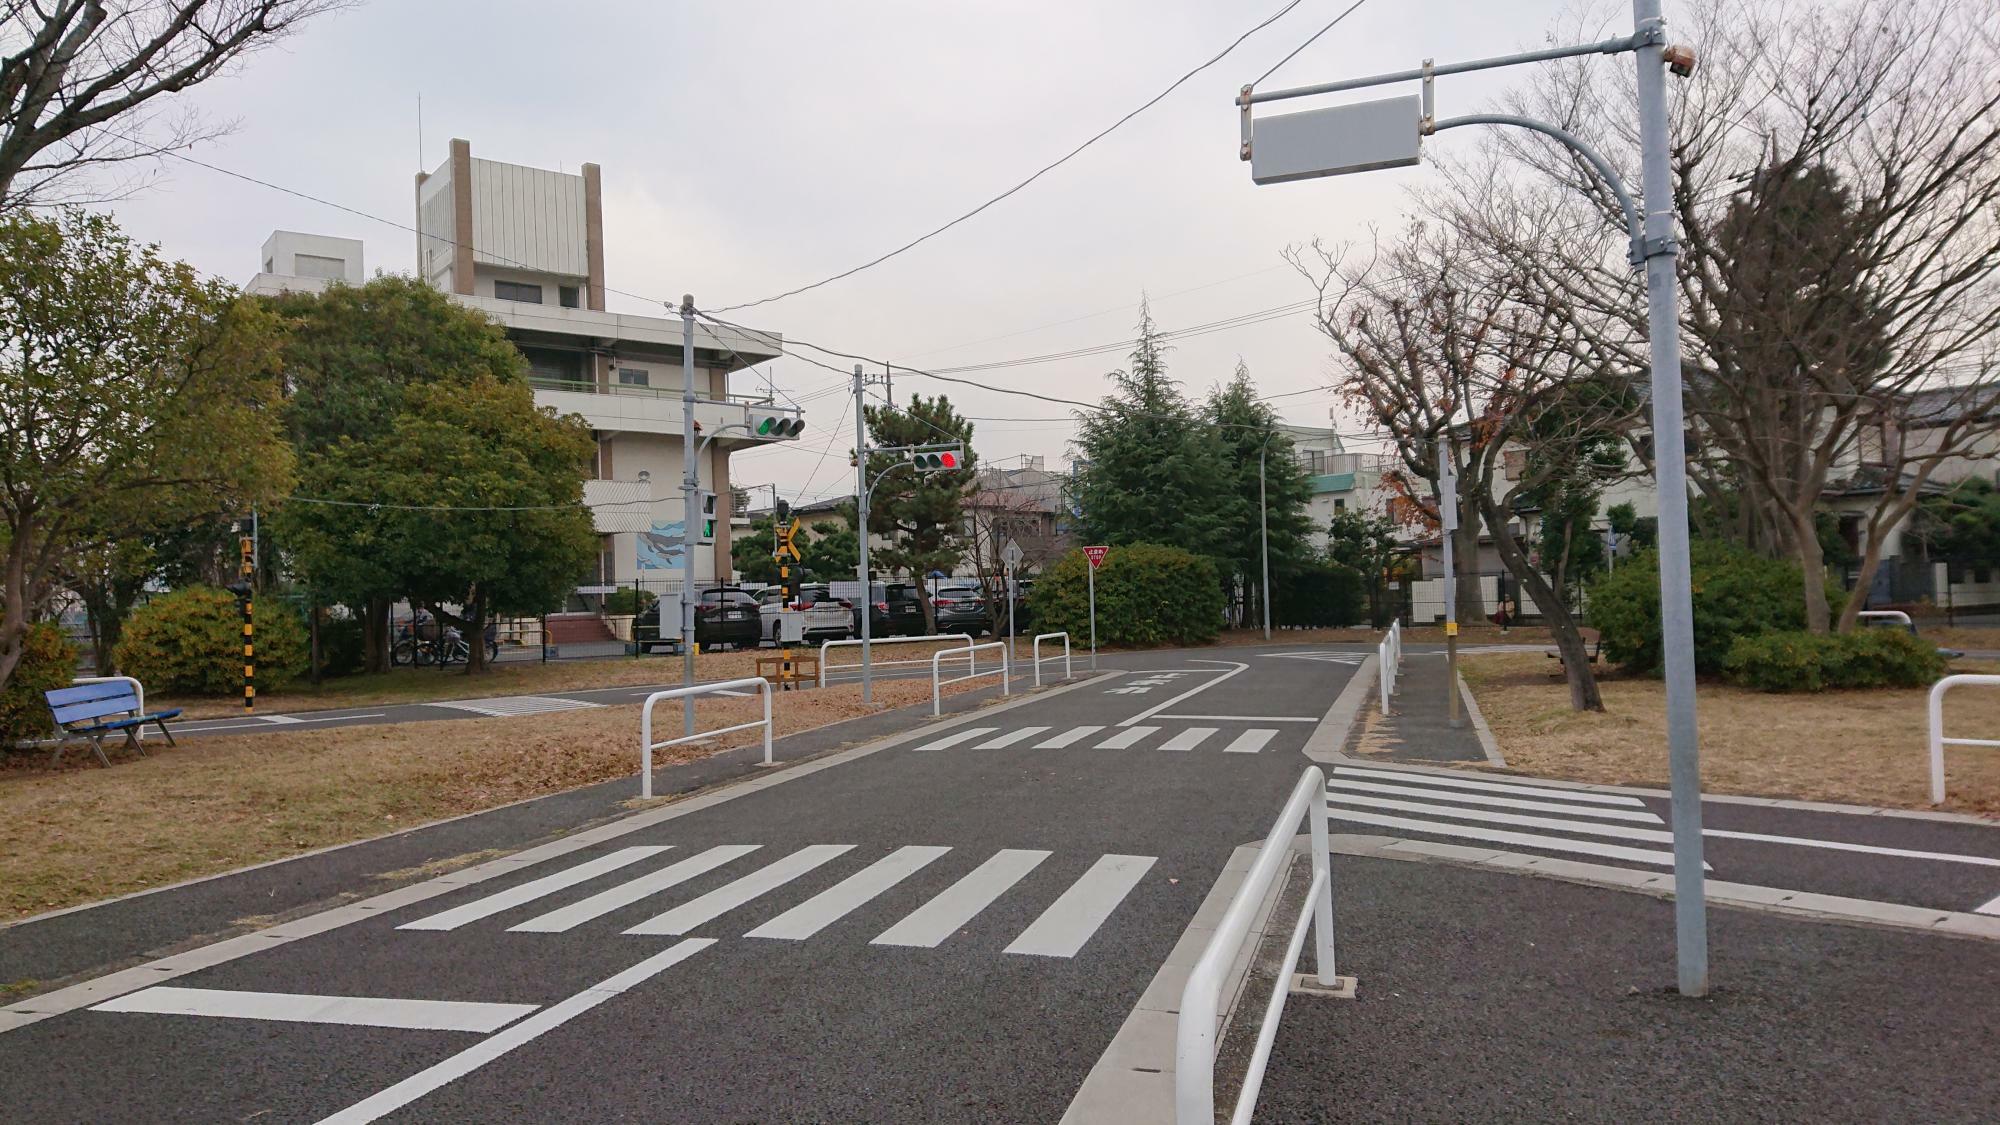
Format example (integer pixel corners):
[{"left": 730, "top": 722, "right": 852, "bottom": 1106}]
[
  {"left": 1331, "top": 778, "right": 1666, "bottom": 823},
  {"left": 1157, "top": 714, "right": 1320, "bottom": 723},
  {"left": 1158, "top": 728, "right": 1218, "bottom": 752},
  {"left": 508, "top": 845, "right": 760, "bottom": 933},
  {"left": 872, "top": 849, "right": 1052, "bottom": 948},
  {"left": 399, "top": 847, "right": 672, "bottom": 931},
  {"left": 1118, "top": 660, "right": 1249, "bottom": 726},
  {"left": 1222, "top": 728, "right": 1279, "bottom": 754},
  {"left": 1005, "top": 854, "right": 1157, "bottom": 958},
  {"left": 432, "top": 695, "right": 604, "bottom": 718},
  {"left": 1333, "top": 765, "right": 1647, "bottom": 807},
  {"left": 1977, "top": 892, "right": 2000, "bottom": 916},
  {"left": 1035, "top": 725, "right": 1103, "bottom": 749},
  {"left": 1328, "top": 794, "right": 1673, "bottom": 843},
  {"left": 1263, "top": 651, "right": 1367, "bottom": 664},
  {"left": 315, "top": 940, "right": 713, "bottom": 1125},
  {"left": 624, "top": 845, "right": 855, "bottom": 935},
  {"left": 1096, "top": 726, "right": 1159, "bottom": 749},
  {"left": 1705, "top": 829, "right": 2000, "bottom": 868},
  {"left": 747, "top": 846, "right": 951, "bottom": 940},
  {"left": 912, "top": 727, "right": 998, "bottom": 752},
  {"left": 188, "top": 712, "right": 388, "bottom": 733},
  {"left": 1326, "top": 808, "right": 1688, "bottom": 868},
  {"left": 92, "top": 987, "right": 536, "bottom": 1033},
  {"left": 974, "top": 727, "right": 1049, "bottom": 749}
]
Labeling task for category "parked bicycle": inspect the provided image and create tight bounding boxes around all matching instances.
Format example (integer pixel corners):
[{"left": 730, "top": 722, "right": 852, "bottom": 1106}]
[{"left": 391, "top": 611, "right": 500, "bottom": 666}]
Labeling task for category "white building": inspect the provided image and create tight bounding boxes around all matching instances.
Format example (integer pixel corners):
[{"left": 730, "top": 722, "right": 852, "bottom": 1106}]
[{"left": 248, "top": 138, "right": 797, "bottom": 594}]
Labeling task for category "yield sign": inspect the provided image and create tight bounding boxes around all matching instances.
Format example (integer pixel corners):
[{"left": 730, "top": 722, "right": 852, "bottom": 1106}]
[{"left": 1083, "top": 545, "right": 1110, "bottom": 570}]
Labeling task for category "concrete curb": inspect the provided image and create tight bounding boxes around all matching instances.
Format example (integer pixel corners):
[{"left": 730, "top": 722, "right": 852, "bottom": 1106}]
[
  {"left": 1302, "top": 653, "right": 1377, "bottom": 764},
  {"left": 0, "top": 671, "right": 1120, "bottom": 1036},
  {"left": 1456, "top": 672, "right": 1507, "bottom": 767}
]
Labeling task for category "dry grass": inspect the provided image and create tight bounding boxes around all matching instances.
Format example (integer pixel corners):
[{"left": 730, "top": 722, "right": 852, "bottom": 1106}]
[
  {"left": 1462, "top": 653, "right": 2000, "bottom": 815},
  {"left": 1211, "top": 625, "right": 1562, "bottom": 647},
  {"left": 0, "top": 676, "right": 981, "bottom": 921}
]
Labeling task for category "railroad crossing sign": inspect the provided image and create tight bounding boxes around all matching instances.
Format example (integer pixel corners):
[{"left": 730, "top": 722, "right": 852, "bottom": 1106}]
[
  {"left": 1083, "top": 545, "right": 1109, "bottom": 570},
  {"left": 774, "top": 518, "right": 803, "bottom": 563}
]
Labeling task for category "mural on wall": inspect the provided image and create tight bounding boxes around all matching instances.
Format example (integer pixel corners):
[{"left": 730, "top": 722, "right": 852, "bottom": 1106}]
[{"left": 638, "top": 520, "right": 687, "bottom": 570}]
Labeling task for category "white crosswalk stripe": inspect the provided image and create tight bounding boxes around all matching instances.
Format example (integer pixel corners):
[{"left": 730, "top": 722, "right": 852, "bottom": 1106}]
[
  {"left": 1034, "top": 726, "right": 1103, "bottom": 748},
  {"left": 912, "top": 727, "right": 999, "bottom": 752},
  {"left": 911, "top": 723, "right": 1287, "bottom": 754},
  {"left": 974, "top": 727, "right": 1049, "bottom": 749},
  {"left": 1158, "top": 728, "right": 1218, "bottom": 752},
  {"left": 1326, "top": 766, "right": 1701, "bottom": 871},
  {"left": 1222, "top": 729, "right": 1279, "bottom": 754},
  {"left": 432, "top": 695, "right": 604, "bottom": 718},
  {"left": 395, "top": 844, "right": 1157, "bottom": 961},
  {"left": 1095, "top": 726, "right": 1159, "bottom": 749}
]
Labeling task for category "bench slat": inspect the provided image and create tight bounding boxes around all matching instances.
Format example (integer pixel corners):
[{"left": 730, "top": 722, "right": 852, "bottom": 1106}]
[
  {"left": 52, "top": 699, "right": 138, "bottom": 725},
  {"left": 46, "top": 682, "right": 138, "bottom": 707}
]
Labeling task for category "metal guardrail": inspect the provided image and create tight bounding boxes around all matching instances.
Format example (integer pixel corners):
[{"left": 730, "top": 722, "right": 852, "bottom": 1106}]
[
  {"left": 1858, "top": 609, "right": 1914, "bottom": 629},
  {"left": 1377, "top": 619, "right": 1403, "bottom": 714},
  {"left": 638, "top": 677, "right": 773, "bottom": 798},
  {"left": 70, "top": 676, "right": 148, "bottom": 743},
  {"left": 1928, "top": 673, "right": 2000, "bottom": 805},
  {"left": 1177, "top": 765, "right": 1338, "bottom": 1124},
  {"left": 817, "top": 633, "right": 974, "bottom": 688},
  {"left": 933, "top": 641, "right": 1009, "bottom": 716},
  {"left": 1031, "top": 631, "right": 1072, "bottom": 687}
]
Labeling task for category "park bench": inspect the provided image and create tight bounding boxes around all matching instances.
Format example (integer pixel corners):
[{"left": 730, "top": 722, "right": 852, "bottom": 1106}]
[
  {"left": 42, "top": 680, "right": 180, "bottom": 767},
  {"left": 1546, "top": 636, "right": 1604, "bottom": 676}
]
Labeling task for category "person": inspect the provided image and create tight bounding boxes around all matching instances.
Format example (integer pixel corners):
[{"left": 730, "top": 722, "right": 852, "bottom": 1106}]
[{"left": 1492, "top": 596, "right": 1517, "bottom": 634}]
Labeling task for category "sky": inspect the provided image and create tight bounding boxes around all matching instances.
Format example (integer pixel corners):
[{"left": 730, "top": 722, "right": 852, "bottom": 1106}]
[{"left": 97, "top": 0, "right": 1601, "bottom": 505}]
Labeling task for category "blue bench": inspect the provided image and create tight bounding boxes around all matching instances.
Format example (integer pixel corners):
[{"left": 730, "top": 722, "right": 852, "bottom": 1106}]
[{"left": 43, "top": 681, "right": 181, "bottom": 767}]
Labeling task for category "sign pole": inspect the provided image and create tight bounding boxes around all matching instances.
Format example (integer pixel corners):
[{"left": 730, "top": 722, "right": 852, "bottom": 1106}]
[
  {"left": 1083, "top": 545, "right": 1108, "bottom": 671},
  {"left": 1440, "top": 442, "right": 1461, "bottom": 727}
]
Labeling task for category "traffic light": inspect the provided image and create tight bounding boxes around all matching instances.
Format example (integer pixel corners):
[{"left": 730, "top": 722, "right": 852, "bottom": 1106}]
[
  {"left": 747, "top": 410, "right": 806, "bottom": 439},
  {"left": 909, "top": 446, "right": 963, "bottom": 472},
  {"left": 697, "top": 490, "right": 718, "bottom": 544}
]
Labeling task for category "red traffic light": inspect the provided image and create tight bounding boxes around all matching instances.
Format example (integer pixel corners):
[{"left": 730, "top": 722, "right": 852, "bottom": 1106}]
[{"left": 938, "top": 452, "right": 958, "bottom": 469}]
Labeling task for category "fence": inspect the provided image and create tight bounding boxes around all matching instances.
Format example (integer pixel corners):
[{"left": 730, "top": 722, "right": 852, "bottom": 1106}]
[
  {"left": 1377, "top": 619, "right": 1403, "bottom": 715},
  {"left": 1030, "top": 632, "right": 1072, "bottom": 687},
  {"left": 819, "top": 633, "right": 974, "bottom": 689},
  {"left": 933, "top": 641, "right": 1009, "bottom": 716},
  {"left": 1176, "top": 765, "right": 1339, "bottom": 1124},
  {"left": 638, "top": 677, "right": 773, "bottom": 798},
  {"left": 1927, "top": 674, "right": 2000, "bottom": 805}
]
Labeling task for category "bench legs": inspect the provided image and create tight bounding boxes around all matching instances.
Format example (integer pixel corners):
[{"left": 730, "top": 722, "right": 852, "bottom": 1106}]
[
  {"left": 48, "top": 733, "right": 114, "bottom": 769},
  {"left": 150, "top": 719, "right": 176, "bottom": 748}
]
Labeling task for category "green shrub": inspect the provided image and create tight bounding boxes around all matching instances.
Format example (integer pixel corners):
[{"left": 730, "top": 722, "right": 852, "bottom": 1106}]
[
  {"left": 2, "top": 620, "right": 77, "bottom": 745},
  {"left": 314, "top": 611, "right": 366, "bottom": 678},
  {"left": 1724, "top": 628, "right": 1947, "bottom": 692},
  {"left": 1274, "top": 562, "right": 1365, "bottom": 628},
  {"left": 1028, "top": 544, "right": 1225, "bottom": 647},
  {"left": 1588, "top": 542, "right": 1842, "bottom": 675},
  {"left": 603, "top": 588, "right": 657, "bottom": 616},
  {"left": 117, "top": 587, "right": 308, "bottom": 695}
]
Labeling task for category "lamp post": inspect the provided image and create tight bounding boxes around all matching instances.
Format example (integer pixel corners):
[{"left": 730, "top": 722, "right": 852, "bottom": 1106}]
[{"left": 1235, "top": 0, "right": 1708, "bottom": 995}]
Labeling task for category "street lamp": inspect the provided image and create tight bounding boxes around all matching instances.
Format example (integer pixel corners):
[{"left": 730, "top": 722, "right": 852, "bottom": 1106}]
[{"left": 1235, "top": 1, "right": 1709, "bottom": 997}]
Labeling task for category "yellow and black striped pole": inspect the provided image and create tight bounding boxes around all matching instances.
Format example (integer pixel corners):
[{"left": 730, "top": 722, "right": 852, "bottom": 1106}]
[{"left": 240, "top": 535, "right": 255, "bottom": 713}]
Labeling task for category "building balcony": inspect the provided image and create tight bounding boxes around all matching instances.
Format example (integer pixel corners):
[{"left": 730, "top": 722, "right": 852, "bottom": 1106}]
[{"left": 530, "top": 377, "right": 795, "bottom": 442}]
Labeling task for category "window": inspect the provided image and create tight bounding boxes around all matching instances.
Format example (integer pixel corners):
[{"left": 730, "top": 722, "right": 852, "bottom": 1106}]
[
  {"left": 617, "top": 367, "right": 650, "bottom": 386},
  {"left": 494, "top": 280, "right": 543, "bottom": 304},
  {"left": 559, "top": 285, "right": 580, "bottom": 309},
  {"left": 520, "top": 346, "right": 584, "bottom": 383},
  {"left": 1334, "top": 498, "right": 1346, "bottom": 510}
]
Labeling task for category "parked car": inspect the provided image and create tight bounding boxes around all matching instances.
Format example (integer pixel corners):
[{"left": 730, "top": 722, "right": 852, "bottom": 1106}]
[
  {"left": 756, "top": 586, "right": 851, "bottom": 644},
  {"left": 854, "top": 582, "right": 927, "bottom": 638},
  {"left": 634, "top": 587, "right": 762, "bottom": 652},
  {"left": 929, "top": 581, "right": 989, "bottom": 636}
]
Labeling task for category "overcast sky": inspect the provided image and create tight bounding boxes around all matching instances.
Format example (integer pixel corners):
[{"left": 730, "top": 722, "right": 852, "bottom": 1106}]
[{"left": 100, "top": 0, "right": 1603, "bottom": 504}]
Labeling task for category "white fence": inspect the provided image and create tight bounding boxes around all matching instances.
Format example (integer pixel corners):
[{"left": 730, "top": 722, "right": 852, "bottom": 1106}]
[
  {"left": 1928, "top": 674, "right": 2000, "bottom": 805},
  {"left": 1377, "top": 620, "right": 1403, "bottom": 714},
  {"left": 933, "top": 641, "right": 1010, "bottom": 716},
  {"left": 817, "top": 633, "right": 974, "bottom": 688},
  {"left": 1031, "top": 631, "right": 1072, "bottom": 687},
  {"left": 638, "top": 677, "right": 773, "bottom": 798},
  {"left": 1177, "top": 766, "right": 1339, "bottom": 1125}
]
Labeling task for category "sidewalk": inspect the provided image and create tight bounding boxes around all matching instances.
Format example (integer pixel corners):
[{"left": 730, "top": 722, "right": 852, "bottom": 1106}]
[
  {"left": 1249, "top": 853, "right": 2000, "bottom": 1122},
  {"left": 1345, "top": 651, "right": 1494, "bottom": 765}
]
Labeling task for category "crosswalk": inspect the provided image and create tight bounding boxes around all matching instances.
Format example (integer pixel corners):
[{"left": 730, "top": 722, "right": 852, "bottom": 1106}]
[
  {"left": 914, "top": 723, "right": 1283, "bottom": 754},
  {"left": 1326, "top": 765, "right": 1704, "bottom": 871},
  {"left": 433, "top": 695, "right": 604, "bottom": 718},
  {"left": 396, "top": 843, "right": 1156, "bottom": 960}
]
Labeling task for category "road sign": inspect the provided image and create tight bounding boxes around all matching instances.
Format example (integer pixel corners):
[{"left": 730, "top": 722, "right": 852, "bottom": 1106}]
[
  {"left": 774, "top": 518, "right": 802, "bottom": 562},
  {"left": 1083, "top": 545, "right": 1109, "bottom": 570},
  {"left": 1001, "top": 539, "right": 1024, "bottom": 570}
]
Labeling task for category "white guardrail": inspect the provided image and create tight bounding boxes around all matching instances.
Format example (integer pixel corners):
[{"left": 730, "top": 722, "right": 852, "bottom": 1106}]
[
  {"left": 1858, "top": 609, "right": 1915, "bottom": 629},
  {"left": 1377, "top": 619, "right": 1403, "bottom": 714},
  {"left": 1177, "top": 765, "right": 1339, "bottom": 1125},
  {"left": 638, "top": 677, "right": 773, "bottom": 798},
  {"left": 1928, "top": 674, "right": 2000, "bottom": 805},
  {"left": 1031, "top": 631, "right": 1072, "bottom": 687},
  {"left": 70, "top": 675, "right": 148, "bottom": 743},
  {"left": 932, "top": 641, "right": 1010, "bottom": 716},
  {"left": 817, "top": 633, "right": 974, "bottom": 688}
]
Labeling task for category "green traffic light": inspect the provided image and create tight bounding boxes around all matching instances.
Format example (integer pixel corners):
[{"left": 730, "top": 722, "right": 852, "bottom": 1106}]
[{"left": 756, "top": 416, "right": 775, "bottom": 436}]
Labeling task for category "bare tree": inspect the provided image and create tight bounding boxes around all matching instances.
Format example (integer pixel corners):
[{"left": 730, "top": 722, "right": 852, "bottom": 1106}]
[
  {"left": 1290, "top": 221, "right": 1640, "bottom": 712},
  {"left": 1431, "top": 0, "right": 2000, "bottom": 632},
  {"left": 0, "top": 0, "right": 344, "bottom": 209},
  {"left": 962, "top": 466, "right": 1060, "bottom": 635}
]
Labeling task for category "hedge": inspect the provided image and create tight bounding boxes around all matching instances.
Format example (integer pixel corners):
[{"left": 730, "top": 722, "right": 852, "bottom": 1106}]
[
  {"left": 1723, "top": 629, "right": 1947, "bottom": 692},
  {"left": 1, "top": 620, "right": 76, "bottom": 745},
  {"left": 1588, "top": 541, "right": 1841, "bottom": 675},
  {"left": 117, "top": 586, "right": 309, "bottom": 695},
  {"left": 1273, "top": 562, "right": 1365, "bottom": 628},
  {"left": 1028, "top": 544, "right": 1225, "bottom": 647}
]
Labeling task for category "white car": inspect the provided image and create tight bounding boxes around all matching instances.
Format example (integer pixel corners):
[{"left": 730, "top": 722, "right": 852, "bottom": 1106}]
[{"left": 756, "top": 587, "right": 851, "bottom": 645}]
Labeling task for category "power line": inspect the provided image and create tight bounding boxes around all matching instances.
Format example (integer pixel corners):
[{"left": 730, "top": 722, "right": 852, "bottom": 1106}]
[
  {"left": 284, "top": 494, "right": 636, "bottom": 513},
  {"left": 709, "top": 0, "right": 1313, "bottom": 313},
  {"left": 1250, "top": 0, "right": 1372, "bottom": 88}
]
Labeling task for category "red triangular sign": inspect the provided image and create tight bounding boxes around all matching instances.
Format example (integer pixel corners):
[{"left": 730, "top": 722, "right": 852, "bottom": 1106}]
[{"left": 1083, "top": 545, "right": 1110, "bottom": 570}]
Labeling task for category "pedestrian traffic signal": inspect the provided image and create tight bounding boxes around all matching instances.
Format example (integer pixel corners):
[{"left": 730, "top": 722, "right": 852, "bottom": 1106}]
[
  {"left": 748, "top": 410, "right": 806, "bottom": 439},
  {"left": 697, "top": 490, "right": 718, "bottom": 544},
  {"left": 909, "top": 447, "right": 963, "bottom": 472}
]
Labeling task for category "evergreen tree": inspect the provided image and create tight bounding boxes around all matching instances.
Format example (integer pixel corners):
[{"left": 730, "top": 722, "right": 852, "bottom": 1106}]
[
  {"left": 862, "top": 395, "right": 976, "bottom": 630},
  {"left": 1208, "top": 361, "right": 1315, "bottom": 624}
]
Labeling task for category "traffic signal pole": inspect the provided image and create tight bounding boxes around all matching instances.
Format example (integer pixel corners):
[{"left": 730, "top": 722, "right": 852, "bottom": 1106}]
[
  {"left": 680, "top": 295, "right": 699, "bottom": 737},
  {"left": 853, "top": 365, "right": 873, "bottom": 706}
]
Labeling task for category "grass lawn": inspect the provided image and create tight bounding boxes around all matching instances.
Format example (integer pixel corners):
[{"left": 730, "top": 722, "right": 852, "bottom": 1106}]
[
  {"left": 0, "top": 676, "right": 986, "bottom": 922},
  {"left": 1462, "top": 652, "right": 2000, "bottom": 815}
]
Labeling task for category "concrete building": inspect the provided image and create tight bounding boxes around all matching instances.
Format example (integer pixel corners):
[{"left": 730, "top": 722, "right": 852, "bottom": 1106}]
[{"left": 1283, "top": 419, "right": 1395, "bottom": 548}]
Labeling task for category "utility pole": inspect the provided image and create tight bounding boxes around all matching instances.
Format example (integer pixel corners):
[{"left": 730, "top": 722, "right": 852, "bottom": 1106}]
[
  {"left": 1259, "top": 442, "right": 1271, "bottom": 640},
  {"left": 679, "top": 294, "right": 699, "bottom": 737},
  {"left": 853, "top": 364, "right": 873, "bottom": 705},
  {"left": 1440, "top": 441, "right": 1461, "bottom": 727}
]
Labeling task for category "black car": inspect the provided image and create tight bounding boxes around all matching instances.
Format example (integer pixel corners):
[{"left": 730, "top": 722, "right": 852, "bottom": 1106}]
[
  {"left": 854, "top": 582, "right": 927, "bottom": 637},
  {"left": 634, "top": 587, "right": 762, "bottom": 652},
  {"left": 930, "top": 582, "right": 989, "bottom": 636}
]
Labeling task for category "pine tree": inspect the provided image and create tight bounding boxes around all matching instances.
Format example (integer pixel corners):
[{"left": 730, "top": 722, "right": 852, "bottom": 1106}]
[
  {"left": 862, "top": 394, "right": 976, "bottom": 630},
  {"left": 1208, "top": 361, "right": 1315, "bottom": 624}
]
